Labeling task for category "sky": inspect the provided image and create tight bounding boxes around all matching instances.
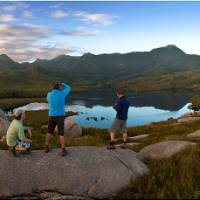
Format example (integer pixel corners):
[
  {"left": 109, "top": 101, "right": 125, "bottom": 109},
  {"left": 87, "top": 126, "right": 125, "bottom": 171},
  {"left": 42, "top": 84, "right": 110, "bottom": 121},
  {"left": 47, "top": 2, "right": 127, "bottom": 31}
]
[{"left": 0, "top": 1, "right": 200, "bottom": 62}]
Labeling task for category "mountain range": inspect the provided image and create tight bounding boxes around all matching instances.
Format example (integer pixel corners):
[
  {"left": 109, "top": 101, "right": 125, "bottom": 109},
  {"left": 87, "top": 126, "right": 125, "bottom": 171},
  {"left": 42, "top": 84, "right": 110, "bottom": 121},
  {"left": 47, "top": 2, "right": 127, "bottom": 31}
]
[{"left": 1, "top": 44, "right": 200, "bottom": 97}]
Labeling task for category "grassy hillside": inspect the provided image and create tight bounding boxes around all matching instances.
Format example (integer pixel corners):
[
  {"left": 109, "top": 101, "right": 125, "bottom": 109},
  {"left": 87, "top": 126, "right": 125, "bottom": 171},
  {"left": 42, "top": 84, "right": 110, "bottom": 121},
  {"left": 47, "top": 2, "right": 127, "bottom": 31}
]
[{"left": 113, "top": 69, "right": 200, "bottom": 92}]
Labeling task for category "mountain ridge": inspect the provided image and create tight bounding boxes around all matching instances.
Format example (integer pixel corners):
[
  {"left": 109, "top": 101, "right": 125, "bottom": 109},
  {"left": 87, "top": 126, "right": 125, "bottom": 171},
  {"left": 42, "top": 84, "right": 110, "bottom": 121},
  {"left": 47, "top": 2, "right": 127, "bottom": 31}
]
[
  {"left": 1, "top": 44, "right": 200, "bottom": 96},
  {"left": 0, "top": 44, "right": 191, "bottom": 64}
]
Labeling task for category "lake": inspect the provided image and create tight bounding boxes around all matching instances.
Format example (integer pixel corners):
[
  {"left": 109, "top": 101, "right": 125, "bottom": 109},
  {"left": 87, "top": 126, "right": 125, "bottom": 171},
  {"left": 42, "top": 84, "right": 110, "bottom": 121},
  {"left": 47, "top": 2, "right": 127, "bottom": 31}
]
[{"left": 15, "top": 91, "right": 194, "bottom": 128}]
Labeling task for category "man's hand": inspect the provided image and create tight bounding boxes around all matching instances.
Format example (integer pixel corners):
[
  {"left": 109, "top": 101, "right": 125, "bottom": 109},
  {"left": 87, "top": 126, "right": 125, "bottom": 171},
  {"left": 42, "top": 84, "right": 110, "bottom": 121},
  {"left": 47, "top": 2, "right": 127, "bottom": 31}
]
[
  {"left": 24, "top": 126, "right": 32, "bottom": 139},
  {"left": 113, "top": 104, "right": 117, "bottom": 108}
]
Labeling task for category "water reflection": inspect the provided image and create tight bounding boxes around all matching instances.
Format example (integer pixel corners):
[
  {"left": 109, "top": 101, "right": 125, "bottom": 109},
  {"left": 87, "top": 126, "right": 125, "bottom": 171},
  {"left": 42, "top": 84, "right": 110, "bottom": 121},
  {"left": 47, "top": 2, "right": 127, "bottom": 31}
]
[{"left": 68, "top": 90, "right": 194, "bottom": 111}]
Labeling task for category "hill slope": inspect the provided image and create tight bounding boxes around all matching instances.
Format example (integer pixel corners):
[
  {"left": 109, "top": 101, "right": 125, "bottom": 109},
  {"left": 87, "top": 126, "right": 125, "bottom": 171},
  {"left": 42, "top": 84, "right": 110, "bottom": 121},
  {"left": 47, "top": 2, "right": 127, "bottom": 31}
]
[{"left": 1, "top": 44, "right": 200, "bottom": 96}]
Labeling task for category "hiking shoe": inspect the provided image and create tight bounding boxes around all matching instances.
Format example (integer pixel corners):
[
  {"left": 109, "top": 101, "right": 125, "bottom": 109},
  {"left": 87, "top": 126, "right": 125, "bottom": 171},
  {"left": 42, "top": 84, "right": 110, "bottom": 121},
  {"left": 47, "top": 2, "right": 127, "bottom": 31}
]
[
  {"left": 107, "top": 145, "right": 116, "bottom": 150},
  {"left": 44, "top": 145, "right": 50, "bottom": 153},
  {"left": 120, "top": 142, "right": 128, "bottom": 149},
  {"left": 61, "top": 148, "right": 67, "bottom": 157},
  {"left": 109, "top": 140, "right": 116, "bottom": 146},
  {"left": 10, "top": 147, "right": 18, "bottom": 157}
]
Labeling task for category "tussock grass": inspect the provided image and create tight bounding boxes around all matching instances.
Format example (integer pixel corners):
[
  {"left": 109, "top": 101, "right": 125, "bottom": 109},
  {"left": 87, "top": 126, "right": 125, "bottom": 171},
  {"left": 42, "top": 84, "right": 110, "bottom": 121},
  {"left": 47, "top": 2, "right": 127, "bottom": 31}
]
[{"left": 117, "top": 146, "right": 200, "bottom": 199}]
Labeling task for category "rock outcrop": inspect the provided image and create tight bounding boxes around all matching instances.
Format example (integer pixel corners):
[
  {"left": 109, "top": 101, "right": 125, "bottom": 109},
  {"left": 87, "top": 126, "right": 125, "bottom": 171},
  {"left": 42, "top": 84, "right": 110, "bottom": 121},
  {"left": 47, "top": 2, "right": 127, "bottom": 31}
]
[
  {"left": 62, "top": 118, "right": 82, "bottom": 138},
  {"left": 177, "top": 116, "right": 200, "bottom": 123},
  {"left": 137, "top": 140, "right": 196, "bottom": 160},
  {"left": 0, "top": 109, "right": 7, "bottom": 120},
  {"left": 0, "top": 147, "right": 148, "bottom": 199},
  {"left": 187, "top": 130, "right": 200, "bottom": 138},
  {"left": 129, "top": 134, "right": 149, "bottom": 141},
  {"left": 0, "top": 109, "right": 10, "bottom": 139}
]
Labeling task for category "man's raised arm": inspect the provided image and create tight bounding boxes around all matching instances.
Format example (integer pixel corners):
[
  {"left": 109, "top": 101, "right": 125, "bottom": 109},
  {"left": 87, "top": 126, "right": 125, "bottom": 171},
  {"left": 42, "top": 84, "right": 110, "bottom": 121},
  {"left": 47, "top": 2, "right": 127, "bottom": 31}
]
[{"left": 60, "top": 82, "right": 71, "bottom": 97}]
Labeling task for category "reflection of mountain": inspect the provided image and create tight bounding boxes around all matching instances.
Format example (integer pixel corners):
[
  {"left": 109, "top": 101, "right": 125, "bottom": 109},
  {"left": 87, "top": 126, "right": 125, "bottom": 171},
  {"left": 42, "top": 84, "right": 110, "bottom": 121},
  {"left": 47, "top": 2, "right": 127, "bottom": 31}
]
[
  {"left": 68, "top": 91, "right": 193, "bottom": 111},
  {"left": 2, "top": 45, "right": 200, "bottom": 96}
]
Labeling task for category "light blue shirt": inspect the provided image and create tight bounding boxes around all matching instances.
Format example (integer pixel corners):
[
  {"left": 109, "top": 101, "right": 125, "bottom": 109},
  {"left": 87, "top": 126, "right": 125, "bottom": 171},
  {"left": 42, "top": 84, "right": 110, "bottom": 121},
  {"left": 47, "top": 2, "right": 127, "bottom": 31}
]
[{"left": 47, "top": 83, "right": 71, "bottom": 116}]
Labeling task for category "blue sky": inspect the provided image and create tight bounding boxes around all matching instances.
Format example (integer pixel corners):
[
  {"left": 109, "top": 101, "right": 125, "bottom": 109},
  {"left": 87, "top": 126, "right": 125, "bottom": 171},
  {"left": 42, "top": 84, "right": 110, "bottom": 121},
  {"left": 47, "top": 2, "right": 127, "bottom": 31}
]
[{"left": 0, "top": 1, "right": 200, "bottom": 62}]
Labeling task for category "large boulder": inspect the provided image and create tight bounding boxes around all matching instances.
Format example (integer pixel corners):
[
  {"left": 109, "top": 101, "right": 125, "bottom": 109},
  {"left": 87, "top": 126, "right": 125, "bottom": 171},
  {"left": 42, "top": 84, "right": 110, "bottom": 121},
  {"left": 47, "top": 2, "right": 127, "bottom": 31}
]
[
  {"left": 129, "top": 134, "right": 149, "bottom": 141},
  {"left": 137, "top": 140, "right": 196, "bottom": 160},
  {"left": 0, "top": 109, "right": 7, "bottom": 120},
  {"left": 177, "top": 116, "right": 200, "bottom": 123},
  {"left": 187, "top": 130, "right": 200, "bottom": 138},
  {"left": 56, "top": 118, "right": 82, "bottom": 138},
  {"left": 0, "top": 118, "right": 10, "bottom": 139},
  {"left": 0, "top": 147, "right": 148, "bottom": 199},
  {"left": 0, "top": 109, "right": 10, "bottom": 139}
]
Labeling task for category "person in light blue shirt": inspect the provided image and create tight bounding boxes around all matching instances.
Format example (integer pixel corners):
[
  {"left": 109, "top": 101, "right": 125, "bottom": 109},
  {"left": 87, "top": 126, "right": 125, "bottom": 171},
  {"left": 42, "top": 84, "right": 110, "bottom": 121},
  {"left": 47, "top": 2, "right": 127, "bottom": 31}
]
[{"left": 45, "top": 82, "right": 71, "bottom": 156}]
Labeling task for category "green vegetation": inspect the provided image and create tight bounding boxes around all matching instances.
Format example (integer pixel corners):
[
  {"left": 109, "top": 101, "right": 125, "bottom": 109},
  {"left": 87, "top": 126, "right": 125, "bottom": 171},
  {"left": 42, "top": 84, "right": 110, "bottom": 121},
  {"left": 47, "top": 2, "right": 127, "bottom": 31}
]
[{"left": 117, "top": 146, "right": 200, "bottom": 199}]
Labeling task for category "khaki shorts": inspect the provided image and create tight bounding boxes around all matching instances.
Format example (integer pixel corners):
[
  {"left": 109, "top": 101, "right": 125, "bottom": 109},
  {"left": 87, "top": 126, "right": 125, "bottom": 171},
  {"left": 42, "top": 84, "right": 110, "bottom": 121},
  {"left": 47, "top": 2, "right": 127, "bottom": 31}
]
[{"left": 109, "top": 118, "right": 127, "bottom": 134}]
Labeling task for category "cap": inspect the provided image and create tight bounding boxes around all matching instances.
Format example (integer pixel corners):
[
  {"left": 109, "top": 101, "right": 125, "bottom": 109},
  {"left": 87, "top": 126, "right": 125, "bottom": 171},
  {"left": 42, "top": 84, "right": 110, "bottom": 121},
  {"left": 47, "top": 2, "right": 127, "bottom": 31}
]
[{"left": 14, "top": 109, "right": 25, "bottom": 117}]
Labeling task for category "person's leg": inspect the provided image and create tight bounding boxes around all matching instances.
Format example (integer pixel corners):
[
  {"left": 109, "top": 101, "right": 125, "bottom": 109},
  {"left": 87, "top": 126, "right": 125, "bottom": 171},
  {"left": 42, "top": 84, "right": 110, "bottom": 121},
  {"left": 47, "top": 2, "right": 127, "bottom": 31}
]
[
  {"left": 44, "top": 133, "right": 52, "bottom": 153},
  {"left": 59, "top": 135, "right": 65, "bottom": 149},
  {"left": 123, "top": 132, "right": 128, "bottom": 143},
  {"left": 45, "top": 133, "right": 52, "bottom": 146},
  {"left": 109, "top": 119, "right": 118, "bottom": 142},
  {"left": 57, "top": 117, "right": 67, "bottom": 156},
  {"left": 107, "top": 119, "right": 119, "bottom": 149},
  {"left": 107, "top": 132, "right": 116, "bottom": 149},
  {"left": 120, "top": 121, "right": 128, "bottom": 149},
  {"left": 9, "top": 146, "right": 18, "bottom": 157},
  {"left": 121, "top": 120, "right": 128, "bottom": 143},
  {"left": 45, "top": 117, "right": 55, "bottom": 153},
  {"left": 110, "top": 132, "right": 115, "bottom": 142}
]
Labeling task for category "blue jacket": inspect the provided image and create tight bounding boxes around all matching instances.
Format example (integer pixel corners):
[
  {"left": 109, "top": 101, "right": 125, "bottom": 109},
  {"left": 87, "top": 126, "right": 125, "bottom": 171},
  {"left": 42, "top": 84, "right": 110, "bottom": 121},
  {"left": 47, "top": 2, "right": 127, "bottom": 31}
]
[
  {"left": 47, "top": 83, "right": 71, "bottom": 116},
  {"left": 113, "top": 96, "right": 130, "bottom": 121}
]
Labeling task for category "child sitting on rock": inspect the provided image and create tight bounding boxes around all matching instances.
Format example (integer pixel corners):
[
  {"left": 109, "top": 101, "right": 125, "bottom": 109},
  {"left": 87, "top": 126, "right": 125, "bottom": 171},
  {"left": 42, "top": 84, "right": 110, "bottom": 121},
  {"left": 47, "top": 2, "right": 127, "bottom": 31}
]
[{"left": 6, "top": 109, "right": 32, "bottom": 157}]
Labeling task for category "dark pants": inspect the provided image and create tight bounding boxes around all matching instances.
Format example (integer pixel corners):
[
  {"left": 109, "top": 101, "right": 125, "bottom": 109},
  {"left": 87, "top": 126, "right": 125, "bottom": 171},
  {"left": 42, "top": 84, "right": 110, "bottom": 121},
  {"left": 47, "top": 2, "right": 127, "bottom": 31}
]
[{"left": 47, "top": 116, "right": 65, "bottom": 136}]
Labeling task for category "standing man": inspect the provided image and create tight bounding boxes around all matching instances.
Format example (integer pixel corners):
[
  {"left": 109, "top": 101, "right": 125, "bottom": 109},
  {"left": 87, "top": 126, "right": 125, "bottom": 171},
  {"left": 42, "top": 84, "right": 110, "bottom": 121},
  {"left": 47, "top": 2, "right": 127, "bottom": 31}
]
[
  {"left": 108, "top": 91, "right": 130, "bottom": 149},
  {"left": 45, "top": 82, "right": 71, "bottom": 156}
]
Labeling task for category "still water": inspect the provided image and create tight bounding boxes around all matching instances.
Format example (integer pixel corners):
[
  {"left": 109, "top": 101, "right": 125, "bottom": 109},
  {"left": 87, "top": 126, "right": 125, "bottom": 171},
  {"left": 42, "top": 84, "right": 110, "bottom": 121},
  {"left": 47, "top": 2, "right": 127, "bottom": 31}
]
[{"left": 16, "top": 91, "right": 194, "bottom": 128}]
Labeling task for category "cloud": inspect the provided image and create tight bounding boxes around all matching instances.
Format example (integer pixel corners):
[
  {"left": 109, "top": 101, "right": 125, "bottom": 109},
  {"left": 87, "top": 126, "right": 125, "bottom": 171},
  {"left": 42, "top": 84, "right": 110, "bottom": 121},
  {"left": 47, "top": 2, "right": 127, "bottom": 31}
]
[
  {"left": 22, "top": 11, "right": 32, "bottom": 18},
  {"left": 51, "top": 10, "right": 69, "bottom": 18},
  {"left": 49, "top": 3, "right": 64, "bottom": 9},
  {"left": 74, "top": 11, "right": 115, "bottom": 26},
  {"left": 2, "top": 46, "right": 75, "bottom": 63},
  {"left": 61, "top": 29, "right": 102, "bottom": 37},
  {"left": 0, "top": 24, "right": 76, "bottom": 62},
  {"left": 0, "top": 14, "right": 14, "bottom": 22},
  {"left": 0, "top": 24, "right": 49, "bottom": 38},
  {"left": 0, "top": 5, "right": 16, "bottom": 12}
]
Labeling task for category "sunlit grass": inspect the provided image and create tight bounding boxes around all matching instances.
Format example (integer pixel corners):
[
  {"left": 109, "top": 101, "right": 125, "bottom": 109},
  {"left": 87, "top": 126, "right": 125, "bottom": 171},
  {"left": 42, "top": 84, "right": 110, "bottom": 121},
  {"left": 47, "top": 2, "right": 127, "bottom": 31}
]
[{"left": 116, "top": 146, "right": 200, "bottom": 199}]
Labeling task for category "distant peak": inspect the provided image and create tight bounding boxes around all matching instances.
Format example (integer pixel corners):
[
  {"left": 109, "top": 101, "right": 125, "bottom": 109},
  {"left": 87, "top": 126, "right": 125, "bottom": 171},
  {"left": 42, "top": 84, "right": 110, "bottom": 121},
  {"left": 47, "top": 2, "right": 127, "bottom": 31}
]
[
  {"left": 82, "top": 53, "right": 95, "bottom": 57},
  {"left": 151, "top": 45, "right": 185, "bottom": 55},
  {"left": 53, "top": 54, "right": 71, "bottom": 60},
  {"left": 165, "top": 44, "right": 179, "bottom": 48},
  {"left": 0, "top": 54, "right": 10, "bottom": 59},
  {"left": 0, "top": 54, "right": 14, "bottom": 62}
]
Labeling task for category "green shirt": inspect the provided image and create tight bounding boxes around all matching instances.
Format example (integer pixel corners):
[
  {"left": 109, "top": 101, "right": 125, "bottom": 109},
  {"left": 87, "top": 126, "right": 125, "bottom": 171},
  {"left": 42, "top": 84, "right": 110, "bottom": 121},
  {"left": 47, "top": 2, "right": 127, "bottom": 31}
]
[{"left": 6, "top": 119, "right": 26, "bottom": 147}]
